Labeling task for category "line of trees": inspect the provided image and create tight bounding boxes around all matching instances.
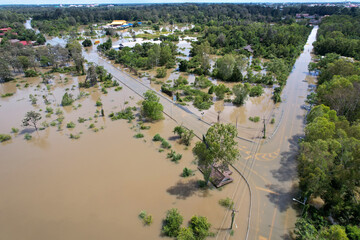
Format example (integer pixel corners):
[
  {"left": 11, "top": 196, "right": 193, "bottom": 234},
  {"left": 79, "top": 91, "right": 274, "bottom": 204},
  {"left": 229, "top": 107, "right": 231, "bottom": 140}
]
[
  {"left": 295, "top": 53, "right": 360, "bottom": 239},
  {"left": 0, "top": 38, "right": 84, "bottom": 81},
  {"left": 314, "top": 15, "right": 360, "bottom": 60},
  {"left": 1, "top": 4, "right": 346, "bottom": 36},
  {"left": 104, "top": 41, "right": 177, "bottom": 71}
]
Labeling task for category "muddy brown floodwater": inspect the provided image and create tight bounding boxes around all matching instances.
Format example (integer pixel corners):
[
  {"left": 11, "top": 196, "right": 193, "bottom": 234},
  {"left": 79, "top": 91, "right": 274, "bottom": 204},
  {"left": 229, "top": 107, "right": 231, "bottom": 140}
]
[{"left": 0, "top": 72, "right": 245, "bottom": 240}]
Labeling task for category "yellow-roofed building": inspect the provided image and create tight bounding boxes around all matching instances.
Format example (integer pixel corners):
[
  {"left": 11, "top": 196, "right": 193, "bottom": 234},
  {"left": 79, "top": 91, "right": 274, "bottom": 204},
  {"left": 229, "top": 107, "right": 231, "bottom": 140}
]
[{"left": 107, "top": 20, "right": 127, "bottom": 27}]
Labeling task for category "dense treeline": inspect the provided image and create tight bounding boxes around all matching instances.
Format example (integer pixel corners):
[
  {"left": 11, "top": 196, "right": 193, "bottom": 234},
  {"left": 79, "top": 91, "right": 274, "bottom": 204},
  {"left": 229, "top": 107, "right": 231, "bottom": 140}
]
[
  {"left": 0, "top": 10, "right": 45, "bottom": 43},
  {"left": 295, "top": 54, "right": 360, "bottom": 239},
  {"left": 0, "top": 4, "right": 344, "bottom": 35},
  {"left": 106, "top": 41, "right": 177, "bottom": 70},
  {"left": 0, "top": 39, "right": 84, "bottom": 81},
  {"left": 314, "top": 15, "right": 360, "bottom": 60}
]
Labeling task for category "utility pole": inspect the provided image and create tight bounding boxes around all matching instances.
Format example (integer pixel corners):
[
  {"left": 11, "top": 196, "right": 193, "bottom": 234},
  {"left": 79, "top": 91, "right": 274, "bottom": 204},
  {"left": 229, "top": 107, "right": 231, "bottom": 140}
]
[
  {"left": 230, "top": 209, "right": 238, "bottom": 229},
  {"left": 263, "top": 117, "right": 266, "bottom": 139},
  {"left": 217, "top": 111, "right": 221, "bottom": 123}
]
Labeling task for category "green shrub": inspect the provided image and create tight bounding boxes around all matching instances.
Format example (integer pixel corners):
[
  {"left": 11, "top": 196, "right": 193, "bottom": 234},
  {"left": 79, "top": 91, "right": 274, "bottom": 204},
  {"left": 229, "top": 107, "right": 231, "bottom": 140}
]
[
  {"left": 194, "top": 75, "right": 212, "bottom": 89},
  {"left": 162, "top": 208, "right": 183, "bottom": 237},
  {"left": 346, "top": 225, "right": 360, "bottom": 240},
  {"left": 70, "top": 133, "right": 80, "bottom": 139},
  {"left": 24, "top": 133, "right": 32, "bottom": 140},
  {"left": 189, "top": 215, "right": 212, "bottom": 240},
  {"left": 11, "top": 128, "right": 19, "bottom": 133},
  {"left": 249, "top": 116, "right": 260, "bottom": 122},
  {"left": 153, "top": 134, "right": 163, "bottom": 141},
  {"left": 55, "top": 108, "right": 63, "bottom": 115},
  {"left": 96, "top": 100, "right": 102, "bottom": 106},
  {"left": 219, "top": 197, "right": 234, "bottom": 209},
  {"left": 66, "top": 122, "right": 76, "bottom": 128},
  {"left": 178, "top": 227, "right": 195, "bottom": 240},
  {"left": 214, "top": 84, "right": 229, "bottom": 100},
  {"left": 115, "top": 86, "right": 122, "bottom": 91},
  {"left": 134, "top": 133, "right": 144, "bottom": 138},
  {"left": 1, "top": 92, "right": 14, "bottom": 98},
  {"left": 50, "top": 121, "right": 57, "bottom": 126},
  {"left": 139, "top": 211, "right": 147, "bottom": 219},
  {"left": 46, "top": 106, "right": 53, "bottom": 114},
  {"left": 140, "top": 124, "right": 151, "bottom": 130},
  {"left": 29, "top": 94, "right": 37, "bottom": 104},
  {"left": 138, "top": 210, "right": 153, "bottom": 226},
  {"left": 173, "top": 126, "right": 194, "bottom": 146},
  {"left": 78, "top": 117, "right": 86, "bottom": 123},
  {"left": 144, "top": 215, "right": 153, "bottom": 226},
  {"left": 271, "top": 118, "right": 275, "bottom": 124},
  {"left": 0, "top": 134, "right": 11, "bottom": 142},
  {"left": 24, "top": 69, "right": 39, "bottom": 77},
  {"left": 249, "top": 85, "right": 264, "bottom": 97},
  {"left": 156, "top": 67, "right": 167, "bottom": 78},
  {"left": 161, "top": 139, "right": 171, "bottom": 149},
  {"left": 109, "top": 107, "right": 135, "bottom": 121},
  {"left": 41, "top": 121, "right": 49, "bottom": 128},
  {"left": 182, "top": 167, "right": 194, "bottom": 177},
  {"left": 101, "top": 87, "right": 108, "bottom": 94},
  {"left": 61, "top": 92, "right": 74, "bottom": 106},
  {"left": 82, "top": 39, "right": 92, "bottom": 47},
  {"left": 167, "top": 150, "right": 182, "bottom": 163}
]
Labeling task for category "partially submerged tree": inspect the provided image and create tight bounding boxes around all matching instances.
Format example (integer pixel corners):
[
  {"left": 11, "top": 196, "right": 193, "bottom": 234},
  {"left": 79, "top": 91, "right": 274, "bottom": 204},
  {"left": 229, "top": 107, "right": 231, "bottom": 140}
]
[
  {"left": 173, "top": 126, "right": 194, "bottom": 146},
  {"left": 85, "top": 64, "right": 98, "bottom": 87},
  {"left": 193, "top": 123, "right": 240, "bottom": 184},
  {"left": 162, "top": 208, "right": 183, "bottom": 237},
  {"left": 232, "top": 83, "right": 249, "bottom": 105},
  {"left": 22, "top": 111, "right": 42, "bottom": 131},
  {"left": 61, "top": 92, "right": 74, "bottom": 106},
  {"left": 141, "top": 90, "right": 164, "bottom": 121}
]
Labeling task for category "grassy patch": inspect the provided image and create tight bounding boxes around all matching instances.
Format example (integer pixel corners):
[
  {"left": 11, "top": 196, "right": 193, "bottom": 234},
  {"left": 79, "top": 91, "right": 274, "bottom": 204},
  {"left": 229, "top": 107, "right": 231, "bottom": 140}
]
[
  {"left": 249, "top": 116, "right": 260, "bottom": 122},
  {"left": 66, "top": 122, "right": 76, "bottom": 128},
  {"left": 1, "top": 93, "right": 14, "bottom": 98},
  {"left": 182, "top": 167, "right": 194, "bottom": 177},
  {"left": 134, "top": 133, "right": 144, "bottom": 138},
  {"left": 219, "top": 197, "right": 234, "bottom": 209},
  {"left": 0, "top": 134, "right": 11, "bottom": 142},
  {"left": 24, "top": 133, "right": 32, "bottom": 141}
]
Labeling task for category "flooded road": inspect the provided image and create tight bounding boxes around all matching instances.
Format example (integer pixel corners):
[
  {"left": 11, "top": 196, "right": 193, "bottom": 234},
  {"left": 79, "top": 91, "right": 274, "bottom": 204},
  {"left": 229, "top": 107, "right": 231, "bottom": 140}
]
[
  {"left": 232, "top": 26, "right": 319, "bottom": 240},
  {"left": 1, "top": 20, "right": 317, "bottom": 239}
]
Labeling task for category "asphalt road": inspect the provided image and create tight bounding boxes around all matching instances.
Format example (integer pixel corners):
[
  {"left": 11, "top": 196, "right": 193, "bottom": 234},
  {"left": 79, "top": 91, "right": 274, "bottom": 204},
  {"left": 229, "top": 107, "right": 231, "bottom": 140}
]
[{"left": 83, "top": 25, "right": 318, "bottom": 240}]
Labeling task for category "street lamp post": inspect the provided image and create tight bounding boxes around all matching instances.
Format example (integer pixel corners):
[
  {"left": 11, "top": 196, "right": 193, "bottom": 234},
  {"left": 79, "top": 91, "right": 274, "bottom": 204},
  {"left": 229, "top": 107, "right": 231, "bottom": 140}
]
[{"left": 293, "top": 197, "right": 307, "bottom": 216}]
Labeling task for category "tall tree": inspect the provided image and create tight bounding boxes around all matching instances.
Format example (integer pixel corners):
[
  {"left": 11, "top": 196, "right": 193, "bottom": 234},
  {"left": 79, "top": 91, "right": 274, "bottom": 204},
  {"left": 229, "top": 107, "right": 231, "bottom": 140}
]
[
  {"left": 141, "top": 90, "right": 164, "bottom": 121},
  {"left": 22, "top": 111, "right": 42, "bottom": 131},
  {"left": 193, "top": 123, "right": 239, "bottom": 184}
]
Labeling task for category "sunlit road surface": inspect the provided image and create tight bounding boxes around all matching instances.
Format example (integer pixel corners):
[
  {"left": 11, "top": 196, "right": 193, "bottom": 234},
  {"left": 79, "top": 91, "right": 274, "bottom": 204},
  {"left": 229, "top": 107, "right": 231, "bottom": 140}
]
[
  {"left": 83, "top": 25, "right": 318, "bottom": 240},
  {"left": 230, "top": 26, "right": 319, "bottom": 240}
]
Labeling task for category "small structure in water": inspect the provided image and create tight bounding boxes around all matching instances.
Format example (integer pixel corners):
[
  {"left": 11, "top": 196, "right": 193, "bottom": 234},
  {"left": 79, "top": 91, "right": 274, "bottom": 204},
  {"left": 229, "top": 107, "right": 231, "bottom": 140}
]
[{"left": 198, "top": 165, "right": 233, "bottom": 188}]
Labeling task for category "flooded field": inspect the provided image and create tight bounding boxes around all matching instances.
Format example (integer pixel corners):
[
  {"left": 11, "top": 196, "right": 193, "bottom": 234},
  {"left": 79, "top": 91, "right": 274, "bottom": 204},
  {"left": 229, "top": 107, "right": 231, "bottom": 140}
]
[{"left": 0, "top": 72, "right": 249, "bottom": 239}]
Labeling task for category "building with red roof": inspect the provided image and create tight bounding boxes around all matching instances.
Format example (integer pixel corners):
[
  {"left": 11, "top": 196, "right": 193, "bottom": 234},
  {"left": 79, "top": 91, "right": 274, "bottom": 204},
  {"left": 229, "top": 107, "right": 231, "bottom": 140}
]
[{"left": 0, "top": 27, "right": 12, "bottom": 32}]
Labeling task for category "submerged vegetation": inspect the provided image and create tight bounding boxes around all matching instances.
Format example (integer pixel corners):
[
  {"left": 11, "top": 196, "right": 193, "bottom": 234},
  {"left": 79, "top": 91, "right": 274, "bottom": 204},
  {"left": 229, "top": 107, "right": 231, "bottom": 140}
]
[{"left": 1, "top": 3, "right": 357, "bottom": 240}]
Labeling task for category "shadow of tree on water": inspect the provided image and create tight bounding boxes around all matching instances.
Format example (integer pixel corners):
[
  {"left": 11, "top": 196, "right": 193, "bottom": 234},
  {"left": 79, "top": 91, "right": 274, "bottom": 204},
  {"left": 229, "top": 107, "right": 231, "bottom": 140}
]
[{"left": 166, "top": 179, "right": 211, "bottom": 200}]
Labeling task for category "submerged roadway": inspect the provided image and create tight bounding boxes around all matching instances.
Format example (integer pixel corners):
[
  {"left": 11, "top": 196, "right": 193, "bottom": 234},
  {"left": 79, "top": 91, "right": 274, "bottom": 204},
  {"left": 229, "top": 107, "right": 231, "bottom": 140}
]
[{"left": 83, "top": 25, "right": 318, "bottom": 240}]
